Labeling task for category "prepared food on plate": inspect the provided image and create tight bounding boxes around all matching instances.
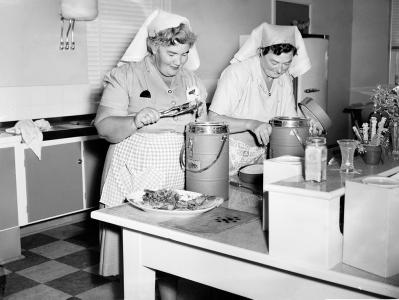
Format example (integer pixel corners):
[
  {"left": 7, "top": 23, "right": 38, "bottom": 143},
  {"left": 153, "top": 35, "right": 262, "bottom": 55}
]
[{"left": 141, "top": 188, "right": 217, "bottom": 211}]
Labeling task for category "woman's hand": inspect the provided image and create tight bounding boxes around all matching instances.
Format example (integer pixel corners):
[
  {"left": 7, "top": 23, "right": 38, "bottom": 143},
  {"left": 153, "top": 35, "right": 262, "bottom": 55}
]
[
  {"left": 309, "top": 119, "right": 324, "bottom": 136},
  {"left": 134, "top": 107, "right": 161, "bottom": 129},
  {"left": 247, "top": 120, "right": 272, "bottom": 145}
]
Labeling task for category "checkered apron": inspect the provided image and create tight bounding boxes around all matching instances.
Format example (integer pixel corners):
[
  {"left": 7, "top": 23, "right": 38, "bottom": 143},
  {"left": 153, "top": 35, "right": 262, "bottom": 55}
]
[{"left": 100, "top": 132, "right": 184, "bottom": 207}]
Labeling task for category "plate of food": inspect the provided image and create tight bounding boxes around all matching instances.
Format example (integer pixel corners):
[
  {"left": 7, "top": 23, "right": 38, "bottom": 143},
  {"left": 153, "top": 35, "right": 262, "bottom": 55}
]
[
  {"left": 126, "top": 189, "right": 224, "bottom": 216},
  {"left": 362, "top": 176, "right": 399, "bottom": 188}
]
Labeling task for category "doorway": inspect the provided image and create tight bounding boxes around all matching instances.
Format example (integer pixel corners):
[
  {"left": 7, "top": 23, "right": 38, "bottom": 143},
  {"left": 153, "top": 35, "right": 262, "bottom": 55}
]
[{"left": 275, "top": 0, "right": 310, "bottom": 34}]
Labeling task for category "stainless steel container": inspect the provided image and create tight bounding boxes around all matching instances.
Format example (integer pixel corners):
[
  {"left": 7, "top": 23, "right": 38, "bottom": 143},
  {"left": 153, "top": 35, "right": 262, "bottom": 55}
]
[
  {"left": 184, "top": 122, "right": 229, "bottom": 200},
  {"left": 269, "top": 116, "right": 310, "bottom": 158}
]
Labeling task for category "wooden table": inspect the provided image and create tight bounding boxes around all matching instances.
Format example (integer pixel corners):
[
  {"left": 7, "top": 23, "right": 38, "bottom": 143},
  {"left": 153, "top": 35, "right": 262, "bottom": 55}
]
[{"left": 91, "top": 161, "right": 399, "bottom": 299}]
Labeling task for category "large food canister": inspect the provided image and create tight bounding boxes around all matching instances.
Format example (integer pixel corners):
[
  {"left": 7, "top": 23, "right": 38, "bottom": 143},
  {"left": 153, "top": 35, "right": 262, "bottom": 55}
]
[
  {"left": 269, "top": 116, "right": 310, "bottom": 158},
  {"left": 184, "top": 122, "right": 229, "bottom": 200},
  {"left": 269, "top": 98, "right": 332, "bottom": 158}
]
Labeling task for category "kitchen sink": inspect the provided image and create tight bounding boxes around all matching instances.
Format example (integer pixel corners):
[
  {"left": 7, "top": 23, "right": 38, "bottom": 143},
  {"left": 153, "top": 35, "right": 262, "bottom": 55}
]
[{"left": 49, "top": 120, "right": 93, "bottom": 130}]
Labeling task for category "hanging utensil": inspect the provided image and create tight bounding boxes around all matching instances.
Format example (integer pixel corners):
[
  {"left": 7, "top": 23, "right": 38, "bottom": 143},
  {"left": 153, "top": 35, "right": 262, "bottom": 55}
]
[
  {"left": 59, "top": 17, "right": 65, "bottom": 50},
  {"left": 70, "top": 19, "right": 75, "bottom": 50},
  {"left": 65, "top": 19, "right": 72, "bottom": 50}
]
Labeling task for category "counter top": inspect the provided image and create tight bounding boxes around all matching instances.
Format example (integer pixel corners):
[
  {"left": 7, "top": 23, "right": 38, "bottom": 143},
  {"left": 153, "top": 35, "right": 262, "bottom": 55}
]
[
  {"left": 264, "top": 155, "right": 399, "bottom": 199},
  {"left": 0, "top": 133, "right": 21, "bottom": 145},
  {"left": 92, "top": 181, "right": 399, "bottom": 298},
  {"left": 0, "top": 115, "right": 98, "bottom": 141}
]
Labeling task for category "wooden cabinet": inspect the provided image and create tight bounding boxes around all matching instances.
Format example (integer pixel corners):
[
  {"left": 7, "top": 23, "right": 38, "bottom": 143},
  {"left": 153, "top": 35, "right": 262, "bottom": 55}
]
[
  {"left": 0, "top": 146, "right": 21, "bottom": 263},
  {"left": 25, "top": 142, "right": 84, "bottom": 223}
]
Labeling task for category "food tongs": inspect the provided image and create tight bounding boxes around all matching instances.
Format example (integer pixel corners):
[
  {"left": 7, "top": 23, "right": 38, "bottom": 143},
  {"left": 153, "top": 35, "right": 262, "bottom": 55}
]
[{"left": 160, "top": 101, "right": 200, "bottom": 118}]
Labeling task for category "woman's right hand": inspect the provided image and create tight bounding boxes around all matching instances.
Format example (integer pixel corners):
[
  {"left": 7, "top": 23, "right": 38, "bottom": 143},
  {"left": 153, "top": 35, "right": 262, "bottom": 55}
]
[
  {"left": 248, "top": 120, "right": 272, "bottom": 146},
  {"left": 134, "top": 107, "right": 161, "bottom": 129}
]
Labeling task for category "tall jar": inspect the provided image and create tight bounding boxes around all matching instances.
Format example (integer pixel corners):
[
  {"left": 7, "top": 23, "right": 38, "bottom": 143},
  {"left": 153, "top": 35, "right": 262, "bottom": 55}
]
[{"left": 305, "top": 137, "right": 327, "bottom": 182}]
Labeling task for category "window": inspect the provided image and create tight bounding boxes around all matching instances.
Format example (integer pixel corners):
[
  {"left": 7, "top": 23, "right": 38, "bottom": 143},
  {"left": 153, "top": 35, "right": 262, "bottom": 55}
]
[
  {"left": 390, "top": 0, "right": 399, "bottom": 84},
  {"left": 86, "top": 0, "right": 169, "bottom": 102}
]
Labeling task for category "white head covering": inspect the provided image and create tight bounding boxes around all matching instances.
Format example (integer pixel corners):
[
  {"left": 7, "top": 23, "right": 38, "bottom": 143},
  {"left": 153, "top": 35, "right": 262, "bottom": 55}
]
[
  {"left": 231, "top": 23, "right": 311, "bottom": 77},
  {"left": 119, "top": 9, "right": 200, "bottom": 70}
]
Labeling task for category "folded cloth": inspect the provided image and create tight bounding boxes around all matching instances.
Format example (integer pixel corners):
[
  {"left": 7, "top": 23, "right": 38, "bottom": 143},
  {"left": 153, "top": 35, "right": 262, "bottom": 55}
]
[
  {"left": 230, "top": 22, "right": 311, "bottom": 78},
  {"left": 6, "top": 119, "right": 45, "bottom": 159},
  {"left": 118, "top": 9, "right": 200, "bottom": 71}
]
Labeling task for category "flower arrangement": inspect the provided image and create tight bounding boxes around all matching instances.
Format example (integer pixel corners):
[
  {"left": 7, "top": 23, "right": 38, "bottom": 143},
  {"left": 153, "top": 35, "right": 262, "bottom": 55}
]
[
  {"left": 353, "top": 116, "right": 389, "bottom": 154},
  {"left": 352, "top": 84, "right": 399, "bottom": 154},
  {"left": 370, "top": 84, "right": 399, "bottom": 122}
]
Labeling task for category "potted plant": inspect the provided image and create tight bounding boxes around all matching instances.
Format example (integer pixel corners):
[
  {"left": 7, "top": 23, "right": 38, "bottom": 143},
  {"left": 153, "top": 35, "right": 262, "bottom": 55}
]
[{"left": 369, "top": 84, "right": 399, "bottom": 155}]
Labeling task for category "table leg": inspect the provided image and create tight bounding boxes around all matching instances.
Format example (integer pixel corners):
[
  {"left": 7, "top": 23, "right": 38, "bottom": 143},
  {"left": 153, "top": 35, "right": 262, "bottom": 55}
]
[{"left": 123, "top": 228, "right": 156, "bottom": 300}]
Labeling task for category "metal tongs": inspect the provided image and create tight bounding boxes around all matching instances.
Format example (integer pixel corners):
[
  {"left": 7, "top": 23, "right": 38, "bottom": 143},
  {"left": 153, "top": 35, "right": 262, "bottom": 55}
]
[{"left": 160, "top": 101, "right": 200, "bottom": 118}]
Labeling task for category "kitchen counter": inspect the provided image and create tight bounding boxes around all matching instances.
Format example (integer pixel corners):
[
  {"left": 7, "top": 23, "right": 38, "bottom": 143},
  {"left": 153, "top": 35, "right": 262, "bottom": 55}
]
[
  {"left": 0, "top": 114, "right": 98, "bottom": 141},
  {"left": 91, "top": 169, "right": 399, "bottom": 299},
  {"left": 264, "top": 155, "right": 399, "bottom": 198},
  {"left": 262, "top": 154, "right": 399, "bottom": 296}
]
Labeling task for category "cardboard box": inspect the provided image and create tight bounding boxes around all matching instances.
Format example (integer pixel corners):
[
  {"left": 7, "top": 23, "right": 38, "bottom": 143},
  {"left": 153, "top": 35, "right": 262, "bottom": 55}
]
[
  {"left": 263, "top": 155, "right": 303, "bottom": 186},
  {"left": 343, "top": 179, "right": 399, "bottom": 277},
  {"left": 262, "top": 156, "right": 303, "bottom": 231}
]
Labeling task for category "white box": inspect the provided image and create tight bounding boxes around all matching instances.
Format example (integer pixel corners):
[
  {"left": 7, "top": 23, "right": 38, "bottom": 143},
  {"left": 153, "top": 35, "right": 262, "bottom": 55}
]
[
  {"left": 263, "top": 155, "right": 303, "bottom": 186},
  {"left": 343, "top": 179, "right": 399, "bottom": 277},
  {"left": 262, "top": 156, "right": 303, "bottom": 231}
]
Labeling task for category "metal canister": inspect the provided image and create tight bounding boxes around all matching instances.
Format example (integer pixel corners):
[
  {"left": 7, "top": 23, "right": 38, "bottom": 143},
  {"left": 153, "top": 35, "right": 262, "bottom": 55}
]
[
  {"left": 184, "top": 122, "right": 229, "bottom": 200},
  {"left": 269, "top": 117, "right": 310, "bottom": 158}
]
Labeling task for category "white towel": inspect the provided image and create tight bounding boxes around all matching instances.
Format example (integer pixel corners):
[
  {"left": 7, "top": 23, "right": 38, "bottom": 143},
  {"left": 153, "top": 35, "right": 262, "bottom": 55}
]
[
  {"left": 118, "top": 9, "right": 200, "bottom": 71},
  {"left": 6, "top": 119, "right": 50, "bottom": 160}
]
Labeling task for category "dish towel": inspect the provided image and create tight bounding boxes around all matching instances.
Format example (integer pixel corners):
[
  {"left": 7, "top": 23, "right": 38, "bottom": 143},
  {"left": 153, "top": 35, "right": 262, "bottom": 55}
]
[{"left": 6, "top": 119, "right": 50, "bottom": 160}]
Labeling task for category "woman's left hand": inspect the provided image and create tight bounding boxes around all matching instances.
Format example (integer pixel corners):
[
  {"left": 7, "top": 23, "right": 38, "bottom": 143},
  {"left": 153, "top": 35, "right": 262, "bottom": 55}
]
[
  {"left": 248, "top": 121, "right": 272, "bottom": 145},
  {"left": 309, "top": 119, "right": 324, "bottom": 136}
]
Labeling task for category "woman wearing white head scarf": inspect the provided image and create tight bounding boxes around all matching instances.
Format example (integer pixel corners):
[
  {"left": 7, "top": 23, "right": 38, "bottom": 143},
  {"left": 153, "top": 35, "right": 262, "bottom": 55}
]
[
  {"left": 94, "top": 9, "right": 206, "bottom": 299},
  {"left": 209, "top": 22, "right": 311, "bottom": 175}
]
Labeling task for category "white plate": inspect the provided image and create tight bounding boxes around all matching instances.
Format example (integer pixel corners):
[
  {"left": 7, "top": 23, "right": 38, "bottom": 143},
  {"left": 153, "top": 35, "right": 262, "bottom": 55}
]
[
  {"left": 126, "top": 189, "right": 224, "bottom": 217},
  {"left": 362, "top": 176, "right": 399, "bottom": 188}
]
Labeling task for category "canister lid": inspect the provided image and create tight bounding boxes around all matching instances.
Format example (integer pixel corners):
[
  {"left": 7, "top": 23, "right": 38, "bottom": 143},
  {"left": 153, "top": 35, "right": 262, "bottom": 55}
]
[
  {"left": 186, "top": 122, "right": 229, "bottom": 134},
  {"left": 269, "top": 116, "right": 310, "bottom": 127},
  {"left": 298, "top": 97, "right": 332, "bottom": 133}
]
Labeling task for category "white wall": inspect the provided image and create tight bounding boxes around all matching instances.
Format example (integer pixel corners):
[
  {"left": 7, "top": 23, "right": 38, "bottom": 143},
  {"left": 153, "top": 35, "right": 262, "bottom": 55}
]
[
  {"left": 173, "top": 0, "right": 354, "bottom": 145},
  {"left": 350, "top": 0, "right": 391, "bottom": 106},
  {"left": 0, "top": 0, "right": 392, "bottom": 146},
  {"left": 172, "top": 0, "right": 270, "bottom": 98}
]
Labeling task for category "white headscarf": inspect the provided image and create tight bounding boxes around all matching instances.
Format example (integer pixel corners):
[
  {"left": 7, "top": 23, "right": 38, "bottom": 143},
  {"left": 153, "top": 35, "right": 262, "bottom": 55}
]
[
  {"left": 231, "top": 23, "right": 311, "bottom": 77},
  {"left": 119, "top": 9, "right": 200, "bottom": 71}
]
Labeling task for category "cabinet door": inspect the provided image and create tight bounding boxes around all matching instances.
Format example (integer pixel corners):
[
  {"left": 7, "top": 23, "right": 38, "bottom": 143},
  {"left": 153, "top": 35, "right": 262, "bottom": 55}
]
[
  {"left": 83, "top": 139, "right": 109, "bottom": 208},
  {"left": 26, "top": 142, "right": 83, "bottom": 223},
  {"left": 0, "top": 147, "right": 18, "bottom": 230}
]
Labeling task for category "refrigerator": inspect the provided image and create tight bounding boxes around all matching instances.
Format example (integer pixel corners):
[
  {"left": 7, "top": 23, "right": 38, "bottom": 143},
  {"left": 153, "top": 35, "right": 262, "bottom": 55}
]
[{"left": 296, "top": 34, "right": 329, "bottom": 111}]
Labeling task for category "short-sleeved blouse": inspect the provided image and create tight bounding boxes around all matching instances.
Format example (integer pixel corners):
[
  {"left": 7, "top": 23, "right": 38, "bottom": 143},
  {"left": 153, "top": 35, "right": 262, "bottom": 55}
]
[
  {"left": 100, "top": 55, "right": 207, "bottom": 133},
  {"left": 209, "top": 56, "right": 297, "bottom": 122}
]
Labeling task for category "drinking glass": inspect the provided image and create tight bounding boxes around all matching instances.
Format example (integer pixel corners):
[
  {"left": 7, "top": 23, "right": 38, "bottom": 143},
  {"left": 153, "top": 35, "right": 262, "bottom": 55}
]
[{"left": 337, "top": 139, "right": 359, "bottom": 173}]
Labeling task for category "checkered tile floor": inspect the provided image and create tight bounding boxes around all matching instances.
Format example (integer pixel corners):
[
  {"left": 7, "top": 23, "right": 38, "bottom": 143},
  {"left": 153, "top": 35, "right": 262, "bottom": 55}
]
[
  {"left": 0, "top": 219, "right": 247, "bottom": 300},
  {"left": 0, "top": 220, "right": 122, "bottom": 300}
]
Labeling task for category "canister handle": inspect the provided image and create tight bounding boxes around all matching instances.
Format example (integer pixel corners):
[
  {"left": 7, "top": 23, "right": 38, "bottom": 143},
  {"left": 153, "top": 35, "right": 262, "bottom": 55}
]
[
  {"left": 292, "top": 128, "right": 306, "bottom": 150},
  {"left": 180, "top": 135, "right": 228, "bottom": 173}
]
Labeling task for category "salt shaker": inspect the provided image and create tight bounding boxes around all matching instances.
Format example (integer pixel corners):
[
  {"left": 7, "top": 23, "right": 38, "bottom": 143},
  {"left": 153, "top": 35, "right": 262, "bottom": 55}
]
[{"left": 305, "top": 137, "right": 327, "bottom": 182}]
